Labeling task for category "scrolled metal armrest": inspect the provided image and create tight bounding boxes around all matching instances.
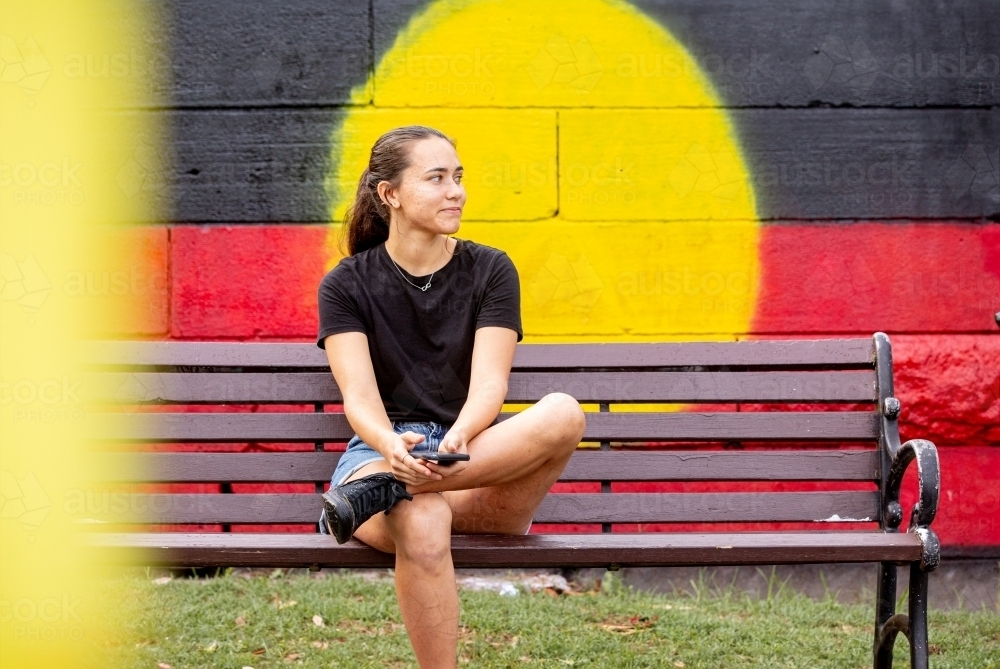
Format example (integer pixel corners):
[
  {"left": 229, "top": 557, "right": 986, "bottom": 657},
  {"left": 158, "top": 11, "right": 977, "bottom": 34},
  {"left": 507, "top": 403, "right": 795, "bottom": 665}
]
[
  {"left": 883, "top": 438, "right": 941, "bottom": 571},
  {"left": 884, "top": 438, "right": 940, "bottom": 530}
]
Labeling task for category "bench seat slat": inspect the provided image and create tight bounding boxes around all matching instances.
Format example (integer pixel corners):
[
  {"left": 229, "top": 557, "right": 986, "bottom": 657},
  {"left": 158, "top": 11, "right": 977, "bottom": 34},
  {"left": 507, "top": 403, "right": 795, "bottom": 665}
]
[
  {"left": 537, "top": 492, "right": 878, "bottom": 523},
  {"left": 87, "top": 492, "right": 878, "bottom": 524},
  {"left": 88, "top": 411, "right": 879, "bottom": 442},
  {"left": 86, "top": 531, "right": 922, "bottom": 569},
  {"left": 561, "top": 450, "right": 877, "bottom": 481},
  {"left": 90, "top": 370, "right": 876, "bottom": 403},
  {"left": 83, "top": 339, "right": 876, "bottom": 369},
  {"left": 94, "top": 450, "right": 878, "bottom": 482}
]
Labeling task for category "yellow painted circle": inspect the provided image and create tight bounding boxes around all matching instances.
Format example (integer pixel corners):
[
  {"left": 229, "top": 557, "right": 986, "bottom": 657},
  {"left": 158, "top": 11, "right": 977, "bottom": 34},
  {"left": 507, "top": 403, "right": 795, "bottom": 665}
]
[{"left": 327, "top": 0, "right": 759, "bottom": 345}]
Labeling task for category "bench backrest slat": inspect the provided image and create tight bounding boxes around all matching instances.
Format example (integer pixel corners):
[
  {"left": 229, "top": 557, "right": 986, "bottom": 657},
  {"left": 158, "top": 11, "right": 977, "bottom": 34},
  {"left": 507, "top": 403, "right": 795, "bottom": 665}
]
[
  {"left": 84, "top": 491, "right": 878, "bottom": 525},
  {"left": 83, "top": 338, "right": 875, "bottom": 369},
  {"left": 94, "top": 450, "right": 877, "bottom": 483},
  {"left": 89, "top": 370, "right": 876, "bottom": 403},
  {"left": 89, "top": 411, "right": 879, "bottom": 442}
]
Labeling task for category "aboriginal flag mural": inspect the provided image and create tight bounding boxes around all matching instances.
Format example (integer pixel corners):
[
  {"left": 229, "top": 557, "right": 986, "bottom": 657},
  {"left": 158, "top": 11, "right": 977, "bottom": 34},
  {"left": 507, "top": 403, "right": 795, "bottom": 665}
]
[{"left": 8, "top": 0, "right": 995, "bottom": 553}]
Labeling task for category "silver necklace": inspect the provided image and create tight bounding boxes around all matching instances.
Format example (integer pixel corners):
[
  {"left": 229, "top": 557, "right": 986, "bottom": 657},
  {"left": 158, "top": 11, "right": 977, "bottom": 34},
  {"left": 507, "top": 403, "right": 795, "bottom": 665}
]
[{"left": 385, "top": 240, "right": 454, "bottom": 291}]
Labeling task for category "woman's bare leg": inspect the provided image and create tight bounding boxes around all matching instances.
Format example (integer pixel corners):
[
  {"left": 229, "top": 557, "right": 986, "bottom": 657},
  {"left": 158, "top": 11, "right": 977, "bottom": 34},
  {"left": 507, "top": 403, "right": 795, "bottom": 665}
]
[
  {"left": 439, "top": 392, "right": 586, "bottom": 534},
  {"left": 336, "top": 392, "right": 586, "bottom": 668},
  {"left": 386, "top": 493, "right": 458, "bottom": 668},
  {"left": 340, "top": 461, "right": 459, "bottom": 669}
]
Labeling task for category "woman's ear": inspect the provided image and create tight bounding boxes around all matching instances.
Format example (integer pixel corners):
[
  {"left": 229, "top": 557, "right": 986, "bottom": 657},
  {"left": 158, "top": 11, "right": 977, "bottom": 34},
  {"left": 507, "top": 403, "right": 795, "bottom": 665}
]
[{"left": 377, "top": 181, "right": 399, "bottom": 209}]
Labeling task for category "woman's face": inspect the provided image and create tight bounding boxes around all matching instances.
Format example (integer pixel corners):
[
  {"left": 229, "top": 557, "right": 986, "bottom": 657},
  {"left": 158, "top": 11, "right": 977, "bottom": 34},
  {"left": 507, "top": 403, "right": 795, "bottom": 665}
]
[{"left": 382, "top": 136, "right": 466, "bottom": 234}]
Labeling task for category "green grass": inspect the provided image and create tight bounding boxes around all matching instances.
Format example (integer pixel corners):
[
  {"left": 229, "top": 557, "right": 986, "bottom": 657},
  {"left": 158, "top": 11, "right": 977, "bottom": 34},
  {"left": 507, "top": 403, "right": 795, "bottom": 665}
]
[{"left": 90, "top": 568, "right": 998, "bottom": 669}]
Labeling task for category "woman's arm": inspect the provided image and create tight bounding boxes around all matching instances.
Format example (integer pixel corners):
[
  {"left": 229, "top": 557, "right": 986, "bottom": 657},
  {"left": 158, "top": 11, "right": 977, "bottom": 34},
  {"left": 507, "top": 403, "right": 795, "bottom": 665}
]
[
  {"left": 323, "top": 332, "right": 394, "bottom": 454},
  {"left": 323, "top": 331, "right": 436, "bottom": 483},
  {"left": 441, "top": 326, "right": 518, "bottom": 450}
]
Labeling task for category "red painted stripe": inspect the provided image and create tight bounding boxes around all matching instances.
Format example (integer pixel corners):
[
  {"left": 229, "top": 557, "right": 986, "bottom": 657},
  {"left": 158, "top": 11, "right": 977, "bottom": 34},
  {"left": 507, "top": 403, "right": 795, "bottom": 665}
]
[
  {"left": 170, "top": 225, "right": 328, "bottom": 339},
  {"left": 735, "top": 333, "right": 1000, "bottom": 446},
  {"left": 920, "top": 445, "right": 1000, "bottom": 547},
  {"left": 891, "top": 335, "right": 1000, "bottom": 446},
  {"left": 81, "top": 225, "right": 170, "bottom": 335},
  {"left": 166, "top": 222, "right": 1000, "bottom": 337},
  {"left": 752, "top": 221, "right": 1000, "bottom": 333}
]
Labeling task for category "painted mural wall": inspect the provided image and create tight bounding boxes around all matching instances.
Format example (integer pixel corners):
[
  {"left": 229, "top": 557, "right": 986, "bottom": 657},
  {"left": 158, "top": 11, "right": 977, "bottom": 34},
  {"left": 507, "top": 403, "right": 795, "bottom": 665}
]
[{"left": 7, "top": 0, "right": 996, "bottom": 554}]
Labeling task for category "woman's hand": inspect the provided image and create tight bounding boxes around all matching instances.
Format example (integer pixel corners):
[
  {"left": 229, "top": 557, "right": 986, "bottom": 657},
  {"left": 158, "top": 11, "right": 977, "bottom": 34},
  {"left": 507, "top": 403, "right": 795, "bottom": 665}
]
[
  {"left": 385, "top": 431, "right": 442, "bottom": 486},
  {"left": 424, "top": 428, "right": 470, "bottom": 478}
]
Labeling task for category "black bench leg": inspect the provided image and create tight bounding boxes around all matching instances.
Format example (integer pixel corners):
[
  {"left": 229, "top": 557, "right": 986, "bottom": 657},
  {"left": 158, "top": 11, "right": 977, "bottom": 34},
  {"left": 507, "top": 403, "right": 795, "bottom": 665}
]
[
  {"left": 873, "top": 561, "right": 930, "bottom": 669},
  {"left": 908, "top": 563, "right": 930, "bottom": 669},
  {"left": 873, "top": 561, "right": 898, "bottom": 669}
]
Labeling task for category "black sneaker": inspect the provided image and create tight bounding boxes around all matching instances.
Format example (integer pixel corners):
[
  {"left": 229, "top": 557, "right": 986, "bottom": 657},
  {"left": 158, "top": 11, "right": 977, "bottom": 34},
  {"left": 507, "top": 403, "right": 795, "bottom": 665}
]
[{"left": 321, "top": 472, "right": 413, "bottom": 544}]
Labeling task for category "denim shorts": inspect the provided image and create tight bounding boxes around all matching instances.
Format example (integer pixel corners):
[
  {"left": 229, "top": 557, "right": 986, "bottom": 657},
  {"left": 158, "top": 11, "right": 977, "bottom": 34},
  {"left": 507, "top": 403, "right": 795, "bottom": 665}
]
[
  {"left": 318, "top": 420, "right": 449, "bottom": 534},
  {"left": 317, "top": 419, "right": 532, "bottom": 536},
  {"left": 333, "top": 420, "right": 451, "bottom": 487}
]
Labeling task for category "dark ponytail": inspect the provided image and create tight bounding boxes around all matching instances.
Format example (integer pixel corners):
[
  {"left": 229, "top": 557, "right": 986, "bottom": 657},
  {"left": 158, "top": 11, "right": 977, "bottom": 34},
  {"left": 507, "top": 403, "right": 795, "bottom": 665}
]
[{"left": 339, "top": 125, "right": 456, "bottom": 256}]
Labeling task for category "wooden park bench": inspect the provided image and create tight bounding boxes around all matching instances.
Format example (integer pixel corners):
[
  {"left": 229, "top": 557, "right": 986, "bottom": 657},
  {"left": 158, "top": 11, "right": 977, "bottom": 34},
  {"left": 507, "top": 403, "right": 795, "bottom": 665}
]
[{"left": 82, "top": 333, "right": 940, "bottom": 668}]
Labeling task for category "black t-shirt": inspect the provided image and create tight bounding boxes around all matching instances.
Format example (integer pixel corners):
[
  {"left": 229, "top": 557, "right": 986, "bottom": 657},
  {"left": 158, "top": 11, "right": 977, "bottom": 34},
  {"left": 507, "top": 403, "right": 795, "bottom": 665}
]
[{"left": 316, "top": 237, "right": 523, "bottom": 425}]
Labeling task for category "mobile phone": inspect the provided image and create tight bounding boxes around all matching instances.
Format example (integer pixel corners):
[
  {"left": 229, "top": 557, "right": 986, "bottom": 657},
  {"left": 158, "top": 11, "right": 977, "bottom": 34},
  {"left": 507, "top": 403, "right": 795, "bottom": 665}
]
[{"left": 415, "top": 452, "right": 470, "bottom": 466}]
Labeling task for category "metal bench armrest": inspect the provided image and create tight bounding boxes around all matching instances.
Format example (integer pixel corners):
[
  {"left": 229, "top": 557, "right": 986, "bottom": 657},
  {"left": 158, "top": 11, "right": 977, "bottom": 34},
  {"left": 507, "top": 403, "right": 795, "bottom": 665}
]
[
  {"left": 883, "top": 437, "right": 940, "bottom": 571},
  {"left": 874, "top": 332, "right": 941, "bottom": 573}
]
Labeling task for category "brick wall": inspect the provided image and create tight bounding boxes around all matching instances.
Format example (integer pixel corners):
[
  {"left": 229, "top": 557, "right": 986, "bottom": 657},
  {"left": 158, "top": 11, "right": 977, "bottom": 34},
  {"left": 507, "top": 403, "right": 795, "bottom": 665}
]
[{"left": 101, "top": 0, "right": 999, "bottom": 553}]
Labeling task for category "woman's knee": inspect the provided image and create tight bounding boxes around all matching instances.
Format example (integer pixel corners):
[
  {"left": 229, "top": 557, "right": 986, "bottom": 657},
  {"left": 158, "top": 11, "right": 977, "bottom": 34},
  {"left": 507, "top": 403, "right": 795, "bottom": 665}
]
[
  {"left": 539, "top": 392, "right": 587, "bottom": 443},
  {"left": 388, "top": 493, "right": 453, "bottom": 564}
]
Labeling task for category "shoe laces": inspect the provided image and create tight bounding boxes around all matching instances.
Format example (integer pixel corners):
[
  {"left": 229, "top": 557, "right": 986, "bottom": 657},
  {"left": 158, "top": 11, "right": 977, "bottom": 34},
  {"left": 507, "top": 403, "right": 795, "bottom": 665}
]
[{"left": 346, "top": 474, "right": 412, "bottom": 519}]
